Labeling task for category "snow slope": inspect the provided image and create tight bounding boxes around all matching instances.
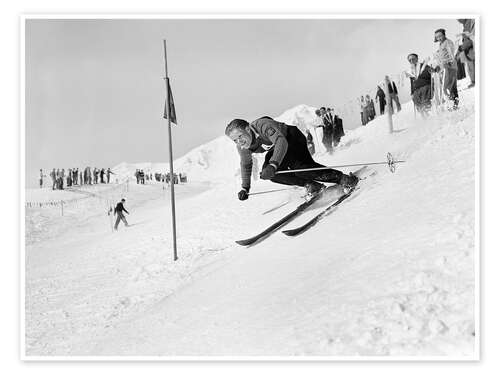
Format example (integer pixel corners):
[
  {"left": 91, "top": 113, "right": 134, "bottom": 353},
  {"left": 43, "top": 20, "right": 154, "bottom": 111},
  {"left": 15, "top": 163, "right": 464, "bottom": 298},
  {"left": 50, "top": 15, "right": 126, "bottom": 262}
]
[{"left": 25, "top": 89, "right": 476, "bottom": 357}]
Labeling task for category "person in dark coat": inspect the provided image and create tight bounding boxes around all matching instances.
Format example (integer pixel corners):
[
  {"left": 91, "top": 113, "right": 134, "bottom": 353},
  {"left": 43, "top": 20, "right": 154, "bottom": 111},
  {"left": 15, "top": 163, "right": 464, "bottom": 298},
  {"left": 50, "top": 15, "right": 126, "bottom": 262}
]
[
  {"left": 375, "top": 85, "right": 386, "bottom": 114},
  {"left": 405, "top": 53, "right": 434, "bottom": 116},
  {"left": 225, "top": 116, "right": 358, "bottom": 200},
  {"left": 332, "top": 114, "right": 345, "bottom": 146},
  {"left": 100, "top": 168, "right": 105, "bottom": 183},
  {"left": 114, "top": 198, "right": 129, "bottom": 230},
  {"left": 457, "top": 19, "right": 475, "bottom": 88},
  {"left": 50, "top": 168, "right": 56, "bottom": 190}
]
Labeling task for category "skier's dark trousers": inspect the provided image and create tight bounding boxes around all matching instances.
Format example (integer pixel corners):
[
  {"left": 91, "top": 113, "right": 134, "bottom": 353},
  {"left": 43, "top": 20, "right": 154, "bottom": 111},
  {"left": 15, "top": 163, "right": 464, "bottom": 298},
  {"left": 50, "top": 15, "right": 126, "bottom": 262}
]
[{"left": 263, "top": 126, "right": 343, "bottom": 187}]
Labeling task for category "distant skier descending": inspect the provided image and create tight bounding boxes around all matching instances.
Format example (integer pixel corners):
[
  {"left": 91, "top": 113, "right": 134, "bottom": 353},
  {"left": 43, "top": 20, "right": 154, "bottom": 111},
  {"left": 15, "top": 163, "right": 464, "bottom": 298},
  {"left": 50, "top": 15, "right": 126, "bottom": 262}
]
[
  {"left": 225, "top": 116, "right": 358, "bottom": 201},
  {"left": 114, "top": 198, "right": 130, "bottom": 230}
]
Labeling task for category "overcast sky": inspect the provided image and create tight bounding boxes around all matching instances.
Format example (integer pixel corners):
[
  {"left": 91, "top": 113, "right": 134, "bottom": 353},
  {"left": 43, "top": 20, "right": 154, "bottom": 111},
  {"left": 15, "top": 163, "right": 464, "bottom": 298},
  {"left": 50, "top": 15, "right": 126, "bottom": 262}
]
[{"left": 25, "top": 18, "right": 462, "bottom": 185}]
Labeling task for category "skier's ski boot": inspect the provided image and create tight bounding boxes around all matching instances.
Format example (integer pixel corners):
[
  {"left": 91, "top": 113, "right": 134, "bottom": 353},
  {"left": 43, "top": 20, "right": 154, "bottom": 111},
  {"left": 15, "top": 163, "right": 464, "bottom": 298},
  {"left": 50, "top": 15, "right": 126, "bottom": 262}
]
[
  {"left": 304, "top": 181, "right": 325, "bottom": 201},
  {"left": 340, "top": 172, "right": 359, "bottom": 193}
]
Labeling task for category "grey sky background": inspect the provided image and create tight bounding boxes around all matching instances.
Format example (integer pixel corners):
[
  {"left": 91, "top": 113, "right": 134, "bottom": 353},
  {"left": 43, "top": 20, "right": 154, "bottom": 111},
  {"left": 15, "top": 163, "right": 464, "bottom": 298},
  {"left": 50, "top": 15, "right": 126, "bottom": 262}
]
[{"left": 25, "top": 18, "right": 461, "bottom": 186}]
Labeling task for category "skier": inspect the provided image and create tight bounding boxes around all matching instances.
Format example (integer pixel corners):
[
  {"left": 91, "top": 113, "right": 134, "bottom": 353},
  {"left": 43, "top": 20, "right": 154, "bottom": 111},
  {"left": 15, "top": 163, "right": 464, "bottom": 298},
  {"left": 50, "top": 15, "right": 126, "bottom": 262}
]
[
  {"left": 114, "top": 198, "right": 129, "bottom": 230},
  {"left": 225, "top": 116, "right": 358, "bottom": 201}
]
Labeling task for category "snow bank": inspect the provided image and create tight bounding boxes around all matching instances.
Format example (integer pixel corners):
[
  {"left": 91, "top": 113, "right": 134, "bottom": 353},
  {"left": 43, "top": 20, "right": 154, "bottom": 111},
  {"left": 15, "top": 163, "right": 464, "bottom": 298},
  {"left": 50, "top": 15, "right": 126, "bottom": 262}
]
[{"left": 25, "top": 88, "right": 477, "bottom": 357}]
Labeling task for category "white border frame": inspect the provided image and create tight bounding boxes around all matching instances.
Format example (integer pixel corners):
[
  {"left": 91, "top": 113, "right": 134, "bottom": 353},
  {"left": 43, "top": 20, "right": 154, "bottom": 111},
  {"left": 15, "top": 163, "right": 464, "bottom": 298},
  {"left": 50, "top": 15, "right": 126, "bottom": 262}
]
[{"left": 20, "top": 13, "right": 480, "bottom": 362}]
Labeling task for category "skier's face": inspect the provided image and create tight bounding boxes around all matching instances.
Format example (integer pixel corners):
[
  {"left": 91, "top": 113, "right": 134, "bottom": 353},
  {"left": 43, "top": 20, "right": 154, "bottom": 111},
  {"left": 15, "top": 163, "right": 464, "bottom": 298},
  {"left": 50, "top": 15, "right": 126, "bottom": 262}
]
[{"left": 228, "top": 128, "right": 253, "bottom": 149}]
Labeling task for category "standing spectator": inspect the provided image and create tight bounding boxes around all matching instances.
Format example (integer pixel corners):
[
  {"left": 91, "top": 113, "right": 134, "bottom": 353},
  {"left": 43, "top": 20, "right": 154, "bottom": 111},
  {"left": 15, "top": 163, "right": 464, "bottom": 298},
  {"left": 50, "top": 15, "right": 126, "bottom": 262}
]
[
  {"left": 50, "top": 168, "right": 56, "bottom": 190},
  {"left": 73, "top": 168, "right": 78, "bottom": 185},
  {"left": 86, "top": 167, "right": 91, "bottom": 185},
  {"left": 56, "top": 169, "right": 61, "bottom": 189},
  {"left": 434, "top": 28, "right": 459, "bottom": 109},
  {"left": 113, "top": 198, "right": 129, "bottom": 230},
  {"left": 135, "top": 169, "right": 140, "bottom": 184},
  {"left": 365, "top": 95, "right": 375, "bottom": 121},
  {"left": 358, "top": 96, "right": 367, "bottom": 125},
  {"left": 457, "top": 19, "right": 475, "bottom": 88},
  {"left": 386, "top": 76, "right": 402, "bottom": 112},
  {"left": 79, "top": 170, "right": 83, "bottom": 185},
  {"left": 375, "top": 85, "right": 386, "bottom": 115},
  {"left": 405, "top": 53, "right": 433, "bottom": 116},
  {"left": 306, "top": 129, "right": 315, "bottom": 156},
  {"left": 93, "top": 168, "right": 99, "bottom": 184},
  {"left": 39, "top": 169, "right": 46, "bottom": 188},
  {"left": 67, "top": 168, "right": 73, "bottom": 187},
  {"left": 100, "top": 168, "right": 105, "bottom": 184},
  {"left": 332, "top": 114, "right": 345, "bottom": 147},
  {"left": 106, "top": 168, "right": 114, "bottom": 183},
  {"left": 60, "top": 169, "right": 65, "bottom": 190},
  {"left": 315, "top": 108, "right": 333, "bottom": 153}
]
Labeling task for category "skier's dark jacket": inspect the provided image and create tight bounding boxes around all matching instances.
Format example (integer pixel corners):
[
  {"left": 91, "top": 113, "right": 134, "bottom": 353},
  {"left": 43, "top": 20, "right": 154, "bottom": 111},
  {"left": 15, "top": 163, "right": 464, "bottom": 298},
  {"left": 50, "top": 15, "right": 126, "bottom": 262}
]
[
  {"left": 114, "top": 202, "right": 129, "bottom": 215},
  {"left": 236, "top": 116, "right": 290, "bottom": 190},
  {"left": 410, "top": 63, "right": 433, "bottom": 94}
]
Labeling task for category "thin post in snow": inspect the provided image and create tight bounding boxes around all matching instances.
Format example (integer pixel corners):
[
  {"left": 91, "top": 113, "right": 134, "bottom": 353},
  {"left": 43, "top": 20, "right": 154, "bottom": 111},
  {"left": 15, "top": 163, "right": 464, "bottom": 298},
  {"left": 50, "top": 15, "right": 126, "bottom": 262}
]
[{"left": 163, "top": 40, "right": 178, "bottom": 261}]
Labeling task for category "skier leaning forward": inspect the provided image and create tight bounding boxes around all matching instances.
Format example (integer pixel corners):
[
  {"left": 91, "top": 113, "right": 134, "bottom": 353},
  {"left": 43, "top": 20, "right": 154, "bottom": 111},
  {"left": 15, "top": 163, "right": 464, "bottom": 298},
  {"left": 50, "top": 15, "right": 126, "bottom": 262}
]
[
  {"left": 226, "top": 116, "right": 358, "bottom": 201},
  {"left": 114, "top": 198, "right": 130, "bottom": 230}
]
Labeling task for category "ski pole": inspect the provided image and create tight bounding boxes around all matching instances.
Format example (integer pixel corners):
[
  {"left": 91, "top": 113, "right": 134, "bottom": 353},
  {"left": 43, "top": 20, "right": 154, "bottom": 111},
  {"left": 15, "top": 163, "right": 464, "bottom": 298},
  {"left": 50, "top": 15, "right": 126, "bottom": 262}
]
[
  {"left": 248, "top": 187, "right": 297, "bottom": 196},
  {"left": 275, "top": 153, "right": 404, "bottom": 174}
]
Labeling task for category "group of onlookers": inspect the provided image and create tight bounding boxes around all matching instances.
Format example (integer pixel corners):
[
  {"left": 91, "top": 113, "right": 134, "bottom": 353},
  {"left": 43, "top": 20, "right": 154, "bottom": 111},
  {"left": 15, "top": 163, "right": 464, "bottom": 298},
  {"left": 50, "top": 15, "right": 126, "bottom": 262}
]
[
  {"left": 359, "top": 79, "right": 401, "bottom": 126},
  {"left": 310, "top": 107, "right": 345, "bottom": 155},
  {"left": 134, "top": 169, "right": 187, "bottom": 184},
  {"left": 40, "top": 167, "right": 115, "bottom": 190},
  {"left": 406, "top": 19, "right": 475, "bottom": 116}
]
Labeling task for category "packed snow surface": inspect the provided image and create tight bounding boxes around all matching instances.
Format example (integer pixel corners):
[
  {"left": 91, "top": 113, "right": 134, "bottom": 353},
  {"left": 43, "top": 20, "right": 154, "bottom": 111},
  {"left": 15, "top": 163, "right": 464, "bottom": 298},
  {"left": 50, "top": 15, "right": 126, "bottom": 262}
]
[{"left": 25, "top": 89, "right": 476, "bottom": 357}]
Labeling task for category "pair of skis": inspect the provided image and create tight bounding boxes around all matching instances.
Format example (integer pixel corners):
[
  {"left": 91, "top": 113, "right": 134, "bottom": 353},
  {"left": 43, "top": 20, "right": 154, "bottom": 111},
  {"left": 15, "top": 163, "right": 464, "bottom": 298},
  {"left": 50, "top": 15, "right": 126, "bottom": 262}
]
[{"left": 235, "top": 186, "right": 356, "bottom": 246}]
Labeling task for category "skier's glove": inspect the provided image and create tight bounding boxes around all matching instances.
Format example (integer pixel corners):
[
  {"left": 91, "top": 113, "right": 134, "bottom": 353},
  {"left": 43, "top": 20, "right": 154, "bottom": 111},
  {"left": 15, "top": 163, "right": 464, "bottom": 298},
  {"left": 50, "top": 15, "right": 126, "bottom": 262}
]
[
  {"left": 238, "top": 188, "right": 249, "bottom": 201},
  {"left": 260, "top": 164, "right": 277, "bottom": 180}
]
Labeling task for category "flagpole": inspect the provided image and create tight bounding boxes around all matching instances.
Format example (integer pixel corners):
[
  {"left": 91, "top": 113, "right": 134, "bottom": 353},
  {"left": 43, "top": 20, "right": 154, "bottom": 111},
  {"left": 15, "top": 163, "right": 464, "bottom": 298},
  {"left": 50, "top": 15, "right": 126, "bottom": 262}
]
[{"left": 163, "top": 40, "right": 178, "bottom": 261}]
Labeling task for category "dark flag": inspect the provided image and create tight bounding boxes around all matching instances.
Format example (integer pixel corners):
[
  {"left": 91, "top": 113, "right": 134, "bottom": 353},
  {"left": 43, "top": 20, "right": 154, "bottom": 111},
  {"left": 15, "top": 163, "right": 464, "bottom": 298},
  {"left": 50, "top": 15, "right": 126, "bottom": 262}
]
[{"left": 163, "top": 78, "right": 177, "bottom": 124}]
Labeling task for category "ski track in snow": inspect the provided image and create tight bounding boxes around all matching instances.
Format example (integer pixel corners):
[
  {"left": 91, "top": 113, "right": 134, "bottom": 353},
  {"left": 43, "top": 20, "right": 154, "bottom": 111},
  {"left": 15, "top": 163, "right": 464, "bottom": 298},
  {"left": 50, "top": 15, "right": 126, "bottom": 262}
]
[{"left": 25, "top": 89, "right": 476, "bottom": 357}]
